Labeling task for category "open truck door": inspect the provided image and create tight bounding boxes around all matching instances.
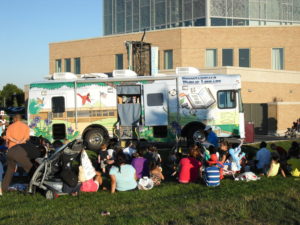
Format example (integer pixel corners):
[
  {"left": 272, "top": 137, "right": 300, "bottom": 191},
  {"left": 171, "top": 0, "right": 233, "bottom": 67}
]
[{"left": 143, "top": 83, "right": 168, "bottom": 126}]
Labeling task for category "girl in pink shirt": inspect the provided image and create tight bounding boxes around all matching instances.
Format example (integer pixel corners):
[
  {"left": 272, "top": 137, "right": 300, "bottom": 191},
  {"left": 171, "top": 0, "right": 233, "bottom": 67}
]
[{"left": 178, "top": 146, "right": 202, "bottom": 183}]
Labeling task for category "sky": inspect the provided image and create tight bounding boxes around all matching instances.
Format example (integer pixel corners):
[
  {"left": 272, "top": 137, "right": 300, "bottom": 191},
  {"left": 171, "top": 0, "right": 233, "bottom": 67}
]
[{"left": 0, "top": 0, "right": 103, "bottom": 89}]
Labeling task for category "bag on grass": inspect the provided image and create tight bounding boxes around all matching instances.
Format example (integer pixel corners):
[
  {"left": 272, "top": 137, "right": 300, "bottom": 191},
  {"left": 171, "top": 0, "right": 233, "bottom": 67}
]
[
  {"left": 138, "top": 177, "right": 154, "bottom": 190},
  {"left": 80, "top": 150, "right": 96, "bottom": 180}
]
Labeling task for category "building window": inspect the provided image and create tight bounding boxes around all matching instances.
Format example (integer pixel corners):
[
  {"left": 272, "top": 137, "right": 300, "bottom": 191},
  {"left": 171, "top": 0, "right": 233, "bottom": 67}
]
[
  {"left": 74, "top": 58, "right": 81, "bottom": 74},
  {"left": 115, "top": 54, "right": 123, "bottom": 69},
  {"left": 205, "top": 49, "right": 217, "bottom": 67},
  {"left": 64, "top": 58, "right": 71, "bottom": 72},
  {"left": 164, "top": 50, "right": 173, "bottom": 70},
  {"left": 222, "top": 49, "right": 233, "bottom": 66},
  {"left": 272, "top": 48, "right": 284, "bottom": 70},
  {"left": 55, "top": 59, "right": 62, "bottom": 72},
  {"left": 239, "top": 49, "right": 250, "bottom": 67}
]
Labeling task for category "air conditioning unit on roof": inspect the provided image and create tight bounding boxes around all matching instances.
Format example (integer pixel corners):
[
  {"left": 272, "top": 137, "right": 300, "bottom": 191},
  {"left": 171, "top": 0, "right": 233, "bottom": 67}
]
[
  {"left": 53, "top": 72, "right": 77, "bottom": 80},
  {"left": 176, "top": 67, "right": 200, "bottom": 76},
  {"left": 113, "top": 69, "right": 137, "bottom": 77}
]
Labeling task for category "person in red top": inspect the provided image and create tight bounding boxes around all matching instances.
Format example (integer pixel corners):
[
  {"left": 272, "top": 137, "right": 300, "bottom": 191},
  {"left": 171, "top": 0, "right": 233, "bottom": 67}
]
[
  {"left": 178, "top": 145, "right": 202, "bottom": 183},
  {"left": 6, "top": 114, "right": 30, "bottom": 149}
]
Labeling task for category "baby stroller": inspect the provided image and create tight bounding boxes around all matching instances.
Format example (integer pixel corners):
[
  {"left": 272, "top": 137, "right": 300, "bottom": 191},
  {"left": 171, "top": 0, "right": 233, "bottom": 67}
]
[{"left": 28, "top": 139, "right": 83, "bottom": 199}]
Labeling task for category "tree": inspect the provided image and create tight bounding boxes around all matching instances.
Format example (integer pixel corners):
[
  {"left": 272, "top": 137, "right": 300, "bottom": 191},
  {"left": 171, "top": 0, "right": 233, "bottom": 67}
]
[{"left": 0, "top": 83, "right": 24, "bottom": 107}]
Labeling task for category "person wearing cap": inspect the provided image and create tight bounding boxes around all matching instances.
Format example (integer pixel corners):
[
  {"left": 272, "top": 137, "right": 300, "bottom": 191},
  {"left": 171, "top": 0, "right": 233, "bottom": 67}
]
[{"left": 204, "top": 125, "right": 219, "bottom": 148}]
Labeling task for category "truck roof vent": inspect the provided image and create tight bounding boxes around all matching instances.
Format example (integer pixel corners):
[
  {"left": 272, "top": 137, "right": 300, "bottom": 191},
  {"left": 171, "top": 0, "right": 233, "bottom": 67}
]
[
  {"left": 113, "top": 69, "right": 137, "bottom": 77},
  {"left": 176, "top": 67, "right": 200, "bottom": 76}
]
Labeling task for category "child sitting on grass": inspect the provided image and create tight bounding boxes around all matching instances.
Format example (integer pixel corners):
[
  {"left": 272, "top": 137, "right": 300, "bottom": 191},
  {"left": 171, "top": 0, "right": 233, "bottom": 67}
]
[
  {"left": 267, "top": 153, "right": 286, "bottom": 178},
  {"left": 149, "top": 160, "right": 164, "bottom": 186}
]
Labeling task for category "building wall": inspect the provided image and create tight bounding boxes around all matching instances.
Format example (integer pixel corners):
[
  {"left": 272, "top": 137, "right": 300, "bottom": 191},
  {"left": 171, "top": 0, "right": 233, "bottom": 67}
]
[{"left": 50, "top": 26, "right": 300, "bottom": 74}]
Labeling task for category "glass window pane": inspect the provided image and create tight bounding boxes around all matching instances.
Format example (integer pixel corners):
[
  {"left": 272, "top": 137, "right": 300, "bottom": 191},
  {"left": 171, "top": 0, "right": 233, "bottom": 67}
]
[
  {"left": 64, "top": 58, "right": 71, "bottom": 72},
  {"left": 205, "top": 49, "right": 217, "bottom": 67},
  {"left": 272, "top": 48, "right": 284, "bottom": 70},
  {"left": 239, "top": 49, "right": 250, "bottom": 67},
  {"left": 52, "top": 97, "right": 65, "bottom": 113},
  {"left": 52, "top": 124, "right": 66, "bottom": 140},
  {"left": 147, "top": 93, "right": 164, "bottom": 106},
  {"left": 55, "top": 59, "right": 62, "bottom": 72},
  {"left": 164, "top": 50, "right": 173, "bottom": 69},
  {"left": 222, "top": 49, "right": 233, "bottom": 66},
  {"left": 218, "top": 91, "right": 236, "bottom": 109},
  {"left": 115, "top": 54, "right": 123, "bottom": 69},
  {"left": 74, "top": 58, "right": 81, "bottom": 74}
]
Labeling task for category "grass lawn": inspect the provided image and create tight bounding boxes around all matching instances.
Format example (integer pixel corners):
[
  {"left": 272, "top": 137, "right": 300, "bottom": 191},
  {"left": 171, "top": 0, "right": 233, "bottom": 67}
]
[{"left": 0, "top": 140, "right": 299, "bottom": 225}]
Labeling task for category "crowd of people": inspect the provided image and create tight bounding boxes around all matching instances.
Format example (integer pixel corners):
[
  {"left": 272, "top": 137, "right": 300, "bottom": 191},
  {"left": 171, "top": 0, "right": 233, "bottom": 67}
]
[{"left": 0, "top": 113, "right": 300, "bottom": 197}]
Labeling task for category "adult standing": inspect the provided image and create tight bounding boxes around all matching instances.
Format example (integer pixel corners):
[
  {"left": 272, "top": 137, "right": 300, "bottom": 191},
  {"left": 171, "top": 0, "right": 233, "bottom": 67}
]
[
  {"left": 2, "top": 114, "right": 39, "bottom": 192},
  {"left": 6, "top": 114, "right": 30, "bottom": 149},
  {"left": 204, "top": 126, "right": 219, "bottom": 148}
]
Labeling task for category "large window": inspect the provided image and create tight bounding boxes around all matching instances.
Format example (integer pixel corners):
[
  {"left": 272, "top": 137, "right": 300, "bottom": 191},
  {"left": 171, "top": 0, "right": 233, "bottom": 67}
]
[
  {"left": 115, "top": 54, "right": 123, "bottom": 69},
  {"left": 239, "top": 49, "right": 250, "bottom": 67},
  {"left": 205, "top": 49, "right": 217, "bottom": 67},
  {"left": 55, "top": 59, "right": 62, "bottom": 72},
  {"left": 64, "top": 58, "right": 71, "bottom": 72},
  {"left": 164, "top": 50, "right": 173, "bottom": 69},
  {"left": 74, "top": 58, "right": 81, "bottom": 74},
  {"left": 272, "top": 48, "right": 284, "bottom": 70},
  {"left": 222, "top": 49, "right": 233, "bottom": 66},
  {"left": 217, "top": 90, "right": 236, "bottom": 109},
  {"left": 52, "top": 96, "right": 65, "bottom": 113}
]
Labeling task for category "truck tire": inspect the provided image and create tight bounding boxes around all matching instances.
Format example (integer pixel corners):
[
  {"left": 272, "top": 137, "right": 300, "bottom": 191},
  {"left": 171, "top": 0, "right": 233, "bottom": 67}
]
[
  {"left": 85, "top": 129, "right": 108, "bottom": 151},
  {"left": 187, "top": 126, "right": 205, "bottom": 145}
]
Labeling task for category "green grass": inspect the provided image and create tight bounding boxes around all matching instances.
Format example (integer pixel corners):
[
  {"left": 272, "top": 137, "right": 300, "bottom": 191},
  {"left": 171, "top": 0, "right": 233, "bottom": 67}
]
[
  {"left": 0, "top": 177, "right": 299, "bottom": 225},
  {"left": 1, "top": 140, "right": 299, "bottom": 225}
]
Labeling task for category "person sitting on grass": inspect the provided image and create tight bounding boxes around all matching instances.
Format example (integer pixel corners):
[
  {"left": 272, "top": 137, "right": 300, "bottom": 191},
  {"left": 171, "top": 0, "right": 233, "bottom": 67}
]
[
  {"left": 219, "top": 141, "right": 230, "bottom": 163},
  {"left": 149, "top": 160, "right": 164, "bottom": 186},
  {"left": 267, "top": 153, "right": 286, "bottom": 178},
  {"left": 178, "top": 145, "right": 202, "bottom": 183},
  {"left": 109, "top": 151, "right": 137, "bottom": 193},
  {"left": 80, "top": 171, "right": 103, "bottom": 192},
  {"left": 287, "top": 148, "right": 300, "bottom": 177},
  {"left": 131, "top": 148, "right": 149, "bottom": 179},
  {"left": 207, "top": 146, "right": 224, "bottom": 180},
  {"left": 256, "top": 141, "right": 271, "bottom": 175}
]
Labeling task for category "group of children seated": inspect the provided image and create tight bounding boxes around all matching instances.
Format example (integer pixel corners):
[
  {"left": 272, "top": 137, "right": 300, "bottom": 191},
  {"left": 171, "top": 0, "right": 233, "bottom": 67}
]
[
  {"left": 165, "top": 139, "right": 300, "bottom": 187},
  {"left": 84, "top": 141, "right": 165, "bottom": 193}
]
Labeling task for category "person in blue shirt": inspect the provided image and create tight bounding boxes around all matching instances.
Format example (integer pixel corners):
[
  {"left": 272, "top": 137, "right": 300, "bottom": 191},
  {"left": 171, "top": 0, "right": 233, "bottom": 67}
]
[
  {"left": 256, "top": 141, "right": 271, "bottom": 175},
  {"left": 109, "top": 151, "right": 137, "bottom": 193},
  {"left": 205, "top": 126, "right": 219, "bottom": 148}
]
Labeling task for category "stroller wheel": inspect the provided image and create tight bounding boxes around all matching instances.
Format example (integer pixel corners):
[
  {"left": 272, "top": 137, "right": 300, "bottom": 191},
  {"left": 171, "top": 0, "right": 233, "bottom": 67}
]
[{"left": 45, "top": 190, "right": 57, "bottom": 200}]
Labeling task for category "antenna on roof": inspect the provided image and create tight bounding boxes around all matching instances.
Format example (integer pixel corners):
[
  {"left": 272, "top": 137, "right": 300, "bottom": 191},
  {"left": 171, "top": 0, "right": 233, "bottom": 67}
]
[{"left": 141, "top": 29, "right": 146, "bottom": 42}]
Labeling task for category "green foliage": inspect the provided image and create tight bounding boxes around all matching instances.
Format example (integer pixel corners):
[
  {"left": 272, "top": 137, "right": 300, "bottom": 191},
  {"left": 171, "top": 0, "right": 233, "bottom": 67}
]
[{"left": 0, "top": 83, "right": 24, "bottom": 107}]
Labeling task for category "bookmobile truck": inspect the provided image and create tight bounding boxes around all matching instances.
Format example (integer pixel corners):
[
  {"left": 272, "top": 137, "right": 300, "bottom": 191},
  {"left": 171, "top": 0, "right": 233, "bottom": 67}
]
[{"left": 27, "top": 67, "right": 245, "bottom": 150}]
